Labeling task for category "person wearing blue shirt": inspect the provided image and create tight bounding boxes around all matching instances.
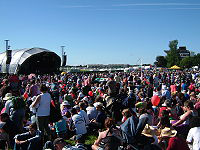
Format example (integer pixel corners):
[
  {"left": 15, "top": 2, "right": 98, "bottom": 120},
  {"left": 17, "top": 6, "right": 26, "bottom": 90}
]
[{"left": 181, "top": 81, "right": 188, "bottom": 91}]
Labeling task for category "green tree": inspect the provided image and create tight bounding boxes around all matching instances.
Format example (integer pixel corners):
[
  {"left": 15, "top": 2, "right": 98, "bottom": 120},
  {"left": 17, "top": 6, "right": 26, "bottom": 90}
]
[
  {"left": 166, "top": 40, "right": 181, "bottom": 68},
  {"left": 179, "top": 56, "right": 194, "bottom": 68},
  {"left": 193, "top": 53, "right": 200, "bottom": 67},
  {"left": 154, "top": 56, "right": 167, "bottom": 67}
]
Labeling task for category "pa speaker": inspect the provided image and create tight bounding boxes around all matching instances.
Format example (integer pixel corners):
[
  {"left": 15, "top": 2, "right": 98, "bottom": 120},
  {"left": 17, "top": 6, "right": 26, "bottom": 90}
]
[
  {"left": 62, "top": 55, "right": 67, "bottom": 66},
  {"left": 6, "top": 50, "right": 12, "bottom": 64}
]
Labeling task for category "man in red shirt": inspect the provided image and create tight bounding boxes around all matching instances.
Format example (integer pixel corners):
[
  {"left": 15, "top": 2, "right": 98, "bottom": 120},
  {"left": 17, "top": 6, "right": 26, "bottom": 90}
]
[{"left": 159, "top": 127, "right": 189, "bottom": 150}]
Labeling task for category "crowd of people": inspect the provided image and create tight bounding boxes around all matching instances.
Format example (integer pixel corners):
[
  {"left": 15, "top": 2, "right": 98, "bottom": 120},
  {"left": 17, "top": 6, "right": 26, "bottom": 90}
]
[{"left": 0, "top": 69, "right": 200, "bottom": 150}]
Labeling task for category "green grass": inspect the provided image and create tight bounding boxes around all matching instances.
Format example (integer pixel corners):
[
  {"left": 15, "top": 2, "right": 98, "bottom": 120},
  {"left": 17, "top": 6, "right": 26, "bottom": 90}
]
[
  {"left": 66, "top": 134, "right": 97, "bottom": 146},
  {"left": 85, "top": 135, "right": 97, "bottom": 145}
]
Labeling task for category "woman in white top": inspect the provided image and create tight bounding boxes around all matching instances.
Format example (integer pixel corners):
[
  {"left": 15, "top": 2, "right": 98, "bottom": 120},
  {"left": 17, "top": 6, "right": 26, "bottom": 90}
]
[
  {"left": 172, "top": 100, "right": 198, "bottom": 127},
  {"left": 187, "top": 117, "right": 200, "bottom": 150},
  {"left": 32, "top": 84, "right": 51, "bottom": 138}
]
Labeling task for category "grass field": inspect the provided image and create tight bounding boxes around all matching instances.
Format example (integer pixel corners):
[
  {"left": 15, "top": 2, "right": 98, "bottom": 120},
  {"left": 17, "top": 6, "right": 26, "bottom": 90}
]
[{"left": 66, "top": 134, "right": 97, "bottom": 145}]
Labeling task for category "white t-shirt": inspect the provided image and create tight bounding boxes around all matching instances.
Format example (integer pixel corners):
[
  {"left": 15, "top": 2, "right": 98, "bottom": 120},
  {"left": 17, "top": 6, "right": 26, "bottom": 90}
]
[
  {"left": 72, "top": 114, "right": 87, "bottom": 135},
  {"left": 36, "top": 93, "right": 51, "bottom": 116},
  {"left": 187, "top": 127, "right": 200, "bottom": 150}
]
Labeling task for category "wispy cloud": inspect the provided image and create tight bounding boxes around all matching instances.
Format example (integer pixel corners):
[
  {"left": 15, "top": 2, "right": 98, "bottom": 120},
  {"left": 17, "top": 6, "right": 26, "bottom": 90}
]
[
  {"left": 58, "top": 3, "right": 200, "bottom": 11},
  {"left": 95, "top": 8, "right": 148, "bottom": 11},
  {"left": 166, "top": 7, "right": 200, "bottom": 10},
  {"left": 95, "top": 9, "right": 122, "bottom": 11},
  {"left": 113, "top": 3, "right": 200, "bottom": 7},
  {"left": 60, "top": 5, "right": 93, "bottom": 8},
  {"left": 95, "top": 7, "right": 200, "bottom": 11}
]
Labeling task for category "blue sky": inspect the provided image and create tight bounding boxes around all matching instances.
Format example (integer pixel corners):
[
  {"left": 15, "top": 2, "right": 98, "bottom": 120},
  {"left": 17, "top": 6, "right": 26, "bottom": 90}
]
[{"left": 0, "top": 0, "right": 200, "bottom": 65}]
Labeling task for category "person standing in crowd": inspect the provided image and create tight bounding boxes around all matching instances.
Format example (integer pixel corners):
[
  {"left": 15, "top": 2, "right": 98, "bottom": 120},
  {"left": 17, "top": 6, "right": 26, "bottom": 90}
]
[
  {"left": 4, "top": 96, "right": 26, "bottom": 133},
  {"left": 32, "top": 84, "right": 51, "bottom": 140},
  {"left": 106, "top": 74, "right": 117, "bottom": 97},
  {"left": 28, "top": 80, "right": 39, "bottom": 98},
  {"left": 0, "top": 69, "right": 199, "bottom": 150},
  {"left": 0, "top": 79, "right": 12, "bottom": 99},
  {"left": 3, "top": 93, "right": 13, "bottom": 114}
]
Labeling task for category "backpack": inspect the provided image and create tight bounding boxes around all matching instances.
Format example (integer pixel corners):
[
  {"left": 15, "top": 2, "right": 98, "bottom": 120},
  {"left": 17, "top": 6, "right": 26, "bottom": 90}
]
[
  {"left": 12, "top": 97, "right": 26, "bottom": 110},
  {"left": 9, "top": 97, "right": 26, "bottom": 115}
]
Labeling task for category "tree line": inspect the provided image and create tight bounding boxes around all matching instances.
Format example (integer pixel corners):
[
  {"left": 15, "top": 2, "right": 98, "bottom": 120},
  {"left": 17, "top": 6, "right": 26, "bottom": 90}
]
[{"left": 154, "top": 40, "right": 200, "bottom": 68}]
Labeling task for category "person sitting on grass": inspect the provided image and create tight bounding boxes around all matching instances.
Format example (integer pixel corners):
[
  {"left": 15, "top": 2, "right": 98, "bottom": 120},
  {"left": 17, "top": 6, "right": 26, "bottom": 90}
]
[
  {"left": 54, "top": 113, "right": 68, "bottom": 139},
  {"left": 51, "top": 135, "right": 87, "bottom": 150},
  {"left": 14, "top": 123, "right": 41, "bottom": 150},
  {"left": 92, "top": 117, "right": 121, "bottom": 150}
]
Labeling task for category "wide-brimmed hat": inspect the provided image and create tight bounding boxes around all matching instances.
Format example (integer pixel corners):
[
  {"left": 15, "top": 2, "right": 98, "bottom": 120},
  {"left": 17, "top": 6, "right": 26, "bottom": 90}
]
[
  {"left": 160, "top": 127, "right": 177, "bottom": 137},
  {"left": 62, "top": 101, "right": 70, "bottom": 106},
  {"left": 3, "top": 93, "right": 12, "bottom": 101},
  {"left": 142, "top": 124, "right": 156, "bottom": 137}
]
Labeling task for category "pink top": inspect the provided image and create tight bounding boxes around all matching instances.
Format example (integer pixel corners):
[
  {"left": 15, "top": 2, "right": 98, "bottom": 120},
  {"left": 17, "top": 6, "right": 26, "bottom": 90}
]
[{"left": 170, "top": 85, "right": 176, "bottom": 93}]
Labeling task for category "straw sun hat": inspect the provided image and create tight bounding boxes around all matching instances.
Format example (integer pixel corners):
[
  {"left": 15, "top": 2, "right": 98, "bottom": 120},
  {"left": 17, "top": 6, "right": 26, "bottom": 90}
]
[
  {"left": 160, "top": 127, "right": 177, "bottom": 137},
  {"left": 142, "top": 124, "right": 156, "bottom": 137},
  {"left": 3, "top": 93, "right": 12, "bottom": 101}
]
